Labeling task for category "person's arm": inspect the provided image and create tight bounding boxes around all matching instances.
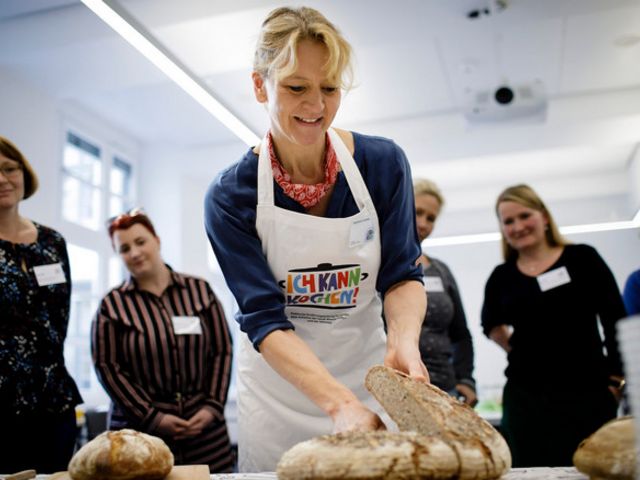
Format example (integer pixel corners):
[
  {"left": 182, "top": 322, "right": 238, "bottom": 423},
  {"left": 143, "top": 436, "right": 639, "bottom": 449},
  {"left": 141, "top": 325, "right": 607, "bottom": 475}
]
[
  {"left": 623, "top": 270, "right": 640, "bottom": 315},
  {"left": 489, "top": 325, "right": 512, "bottom": 353},
  {"left": 260, "top": 329, "right": 385, "bottom": 432},
  {"left": 443, "top": 264, "right": 477, "bottom": 405},
  {"left": 588, "top": 247, "right": 626, "bottom": 379},
  {"left": 204, "top": 159, "right": 294, "bottom": 349},
  {"left": 201, "top": 285, "right": 233, "bottom": 420},
  {"left": 54, "top": 233, "right": 73, "bottom": 337},
  {"left": 383, "top": 280, "right": 429, "bottom": 381},
  {"left": 366, "top": 138, "right": 427, "bottom": 380},
  {"left": 91, "top": 304, "right": 169, "bottom": 432},
  {"left": 481, "top": 267, "right": 512, "bottom": 353}
]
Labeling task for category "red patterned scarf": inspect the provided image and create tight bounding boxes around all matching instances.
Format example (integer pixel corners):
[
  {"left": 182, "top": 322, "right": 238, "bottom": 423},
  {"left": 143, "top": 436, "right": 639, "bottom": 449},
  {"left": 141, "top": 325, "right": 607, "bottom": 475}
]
[{"left": 268, "top": 131, "right": 339, "bottom": 209}]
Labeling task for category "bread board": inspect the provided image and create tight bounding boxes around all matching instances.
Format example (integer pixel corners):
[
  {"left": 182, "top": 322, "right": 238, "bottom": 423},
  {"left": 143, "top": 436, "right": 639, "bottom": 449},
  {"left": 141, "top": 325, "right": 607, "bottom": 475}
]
[{"left": 48, "top": 464, "right": 210, "bottom": 480}]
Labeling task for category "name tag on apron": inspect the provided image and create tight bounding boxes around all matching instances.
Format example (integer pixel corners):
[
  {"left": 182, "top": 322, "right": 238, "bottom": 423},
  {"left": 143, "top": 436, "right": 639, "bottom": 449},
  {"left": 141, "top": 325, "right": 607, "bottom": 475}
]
[
  {"left": 349, "top": 217, "right": 375, "bottom": 248},
  {"left": 537, "top": 266, "right": 571, "bottom": 292},
  {"left": 171, "top": 316, "right": 203, "bottom": 335},
  {"left": 33, "top": 263, "right": 66, "bottom": 286},
  {"left": 423, "top": 276, "right": 445, "bottom": 292}
]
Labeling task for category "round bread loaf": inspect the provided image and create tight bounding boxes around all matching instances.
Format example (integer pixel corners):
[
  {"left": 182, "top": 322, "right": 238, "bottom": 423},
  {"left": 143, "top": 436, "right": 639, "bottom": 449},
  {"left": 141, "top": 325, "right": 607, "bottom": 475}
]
[
  {"left": 364, "top": 365, "right": 511, "bottom": 480},
  {"left": 68, "top": 429, "right": 174, "bottom": 480},
  {"left": 277, "top": 430, "right": 459, "bottom": 480},
  {"left": 573, "top": 416, "right": 637, "bottom": 480}
]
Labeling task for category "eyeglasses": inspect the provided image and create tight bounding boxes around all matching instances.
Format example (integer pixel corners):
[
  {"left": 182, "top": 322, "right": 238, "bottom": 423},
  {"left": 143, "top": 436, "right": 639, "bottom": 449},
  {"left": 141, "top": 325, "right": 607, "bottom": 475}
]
[
  {"left": 106, "top": 207, "right": 146, "bottom": 229},
  {"left": 0, "top": 164, "right": 23, "bottom": 178}
]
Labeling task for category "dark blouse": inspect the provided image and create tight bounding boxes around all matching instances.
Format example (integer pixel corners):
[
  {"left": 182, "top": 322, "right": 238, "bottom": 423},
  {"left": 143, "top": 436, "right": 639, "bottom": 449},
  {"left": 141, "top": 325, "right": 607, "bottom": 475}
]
[
  {"left": 0, "top": 223, "right": 82, "bottom": 415},
  {"left": 419, "top": 257, "right": 475, "bottom": 393},
  {"left": 481, "top": 244, "right": 625, "bottom": 390},
  {"left": 92, "top": 268, "right": 234, "bottom": 471}
]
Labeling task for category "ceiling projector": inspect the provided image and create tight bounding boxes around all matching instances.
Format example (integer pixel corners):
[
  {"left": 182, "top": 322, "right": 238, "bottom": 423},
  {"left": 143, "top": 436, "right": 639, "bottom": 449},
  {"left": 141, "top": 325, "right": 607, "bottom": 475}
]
[{"left": 463, "top": 81, "right": 547, "bottom": 124}]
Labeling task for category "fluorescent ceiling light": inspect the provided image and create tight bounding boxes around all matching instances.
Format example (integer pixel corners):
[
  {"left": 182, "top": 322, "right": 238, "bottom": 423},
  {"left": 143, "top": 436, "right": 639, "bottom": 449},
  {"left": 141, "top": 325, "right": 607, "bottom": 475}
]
[
  {"left": 425, "top": 208, "right": 640, "bottom": 247},
  {"left": 81, "top": 0, "right": 260, "bottom": 146}
]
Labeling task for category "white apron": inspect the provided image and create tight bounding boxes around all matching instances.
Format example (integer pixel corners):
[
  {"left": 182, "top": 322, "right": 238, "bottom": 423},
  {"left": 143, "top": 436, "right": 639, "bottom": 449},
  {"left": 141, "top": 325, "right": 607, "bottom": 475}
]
[{"left": 237, "top": 128, "right": 387, "bottom": 472}]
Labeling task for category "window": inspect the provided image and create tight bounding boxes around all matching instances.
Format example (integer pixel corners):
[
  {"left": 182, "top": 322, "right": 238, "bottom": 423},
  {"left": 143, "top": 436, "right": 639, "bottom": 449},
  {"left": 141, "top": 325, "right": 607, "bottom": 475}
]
[
  {"left": 109, "top": 156, "right": 134, "bottom": 218},
  {"left": 60, "top": 125, "right": 137, "bottom": 408},
  {"left": 65, "top": 244, "right": 100, "bottom": 390},
  {"left": 62, "top": 133, "right": 102, "bottom": 230}
]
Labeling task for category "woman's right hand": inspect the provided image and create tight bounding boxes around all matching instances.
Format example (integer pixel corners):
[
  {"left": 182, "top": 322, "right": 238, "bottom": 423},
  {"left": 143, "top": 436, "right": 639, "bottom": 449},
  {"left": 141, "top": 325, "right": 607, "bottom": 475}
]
[
  {"left": 331, "top": 399, "right": 386, "bottom": 434},
  {"left": 155, "top": 413, "right": 190, "bottom": 438}
]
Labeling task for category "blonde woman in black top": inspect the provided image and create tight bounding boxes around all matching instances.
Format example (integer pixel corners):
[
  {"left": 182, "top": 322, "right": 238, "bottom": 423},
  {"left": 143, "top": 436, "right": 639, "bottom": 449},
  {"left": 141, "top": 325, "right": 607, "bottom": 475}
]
[
  {"left": 481, "top": 184, "right": 626, "bottom": 467},
  {"left": 0, "top": 136, "right": 82, "bottom": 473}
]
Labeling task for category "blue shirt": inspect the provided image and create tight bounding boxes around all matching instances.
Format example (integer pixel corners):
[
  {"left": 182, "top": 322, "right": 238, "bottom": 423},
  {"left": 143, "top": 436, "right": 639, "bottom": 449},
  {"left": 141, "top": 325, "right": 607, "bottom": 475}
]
[
  {"left": 623, "top": 269, "right": 640, "bottom": 316},
  {"left": 205, "top": 131, "right": 423, "bottom": 349}
]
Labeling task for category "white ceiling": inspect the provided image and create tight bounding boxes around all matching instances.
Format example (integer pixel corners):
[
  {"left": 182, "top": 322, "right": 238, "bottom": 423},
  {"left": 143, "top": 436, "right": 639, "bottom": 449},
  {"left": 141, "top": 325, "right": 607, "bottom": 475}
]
[{"left": 1, "top": 0, "right": 639, "bottom": 235}]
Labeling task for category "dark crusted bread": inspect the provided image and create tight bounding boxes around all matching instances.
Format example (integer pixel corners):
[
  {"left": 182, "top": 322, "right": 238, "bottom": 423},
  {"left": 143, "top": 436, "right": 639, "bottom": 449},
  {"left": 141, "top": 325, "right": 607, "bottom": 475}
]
[
  {"left": 573, "top": 416, "right": 637, "bottom": 480},
  {"left": 365, "top": 365, "right": 511, "bottom": 480},
  {"left": 277, "top": 430, "right": 459, "bottom": 480},
  {"left": 68, "top": 429, "right": 174, "bottom": 480}
]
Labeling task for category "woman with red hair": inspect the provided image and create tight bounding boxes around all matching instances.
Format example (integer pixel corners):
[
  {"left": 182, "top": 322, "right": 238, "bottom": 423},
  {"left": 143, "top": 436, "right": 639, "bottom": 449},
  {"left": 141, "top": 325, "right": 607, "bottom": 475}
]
[{"left": 92, "top": 209, "right": 235, "bottom": 472}]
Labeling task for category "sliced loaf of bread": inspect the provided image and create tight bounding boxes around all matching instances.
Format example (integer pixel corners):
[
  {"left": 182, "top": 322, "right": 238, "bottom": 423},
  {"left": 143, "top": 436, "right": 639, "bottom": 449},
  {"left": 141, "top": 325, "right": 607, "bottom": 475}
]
[{"left": 365, "top": 365, "right": 511, "bottom": 480}]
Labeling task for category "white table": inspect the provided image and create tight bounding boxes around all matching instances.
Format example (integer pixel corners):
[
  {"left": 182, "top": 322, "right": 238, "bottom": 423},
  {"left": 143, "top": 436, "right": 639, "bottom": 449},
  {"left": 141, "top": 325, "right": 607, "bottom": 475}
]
[
  {"left": 27, "top": 467, "right": 588, "bottom": 479},
  {"left": 208, "top": 467, "right": 588, "bottom": 479}
]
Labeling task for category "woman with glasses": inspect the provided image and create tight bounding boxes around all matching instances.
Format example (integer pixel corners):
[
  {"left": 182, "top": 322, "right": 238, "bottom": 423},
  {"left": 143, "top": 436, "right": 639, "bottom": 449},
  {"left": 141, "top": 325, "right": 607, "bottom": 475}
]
[
  {"left": 92, "top": 210, "right": 234, "bottom": 472},
  {"left": 0, "top": 136, "right": 82, "bottom": 473},
  {"left": 205, "top": 7, "right": 427, "bottom": 472}
]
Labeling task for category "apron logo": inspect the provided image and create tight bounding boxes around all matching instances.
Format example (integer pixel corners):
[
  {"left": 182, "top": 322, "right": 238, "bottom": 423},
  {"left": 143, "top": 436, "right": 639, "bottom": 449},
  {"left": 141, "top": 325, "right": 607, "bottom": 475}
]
[{"left": 278, "top": 263, "right": 368, "bottom": 309}]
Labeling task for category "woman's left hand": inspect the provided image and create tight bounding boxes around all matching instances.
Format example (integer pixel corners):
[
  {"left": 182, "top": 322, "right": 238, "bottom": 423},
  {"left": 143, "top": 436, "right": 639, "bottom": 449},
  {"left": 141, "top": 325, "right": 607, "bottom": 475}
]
[
  {"left": 608, "top": 375, "right": 625, "bottom": 403},
  {"left": 455, "top": 383, "right": 478, "bottom": 407},
  {"left": 174, "top": 408, "right": 215, "bottom": 440}
]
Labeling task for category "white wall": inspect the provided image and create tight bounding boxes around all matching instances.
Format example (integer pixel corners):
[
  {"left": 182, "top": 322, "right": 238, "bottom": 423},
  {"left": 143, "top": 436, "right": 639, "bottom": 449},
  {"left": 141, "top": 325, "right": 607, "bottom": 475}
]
[{"left": 0, "top": 68, "right": 62, "bottom": 227}]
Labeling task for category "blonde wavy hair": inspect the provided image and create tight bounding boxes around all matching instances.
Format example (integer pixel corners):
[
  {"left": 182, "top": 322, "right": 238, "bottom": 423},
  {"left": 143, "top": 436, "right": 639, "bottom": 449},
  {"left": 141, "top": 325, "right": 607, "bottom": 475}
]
[
  {"left": 253, "top": 6, "right": 354, "bottom": 90},
  {"left": 413, "top": 178, "right": 444, "bottom": 207},
  {"left": 496, "top": 184, "right": 568, "bottom": 261}
]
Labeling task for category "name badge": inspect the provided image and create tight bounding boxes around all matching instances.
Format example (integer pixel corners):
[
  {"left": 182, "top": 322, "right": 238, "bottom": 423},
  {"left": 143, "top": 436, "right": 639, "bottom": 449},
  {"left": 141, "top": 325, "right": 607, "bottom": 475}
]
[
  {"left": 33, "top": 263, "right": 67, "bottom": 287},
  {"left": 423, "top": 276, "right": 445, "bottom": 292},
  {"left": 349, "top": 217, "right": 375, "bottom": 248},
  {"left": 537, "top": 266, "right": 571, "bottom": 292},
  {"left": 171, "top": 316, "right": 203, "bottom": 335}
]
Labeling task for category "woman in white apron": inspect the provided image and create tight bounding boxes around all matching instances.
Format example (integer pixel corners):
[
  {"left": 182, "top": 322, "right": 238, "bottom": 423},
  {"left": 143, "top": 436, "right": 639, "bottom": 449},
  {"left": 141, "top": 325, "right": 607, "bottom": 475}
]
[{"left": 205, "top": 6, "right": 429, "bottom": 472}]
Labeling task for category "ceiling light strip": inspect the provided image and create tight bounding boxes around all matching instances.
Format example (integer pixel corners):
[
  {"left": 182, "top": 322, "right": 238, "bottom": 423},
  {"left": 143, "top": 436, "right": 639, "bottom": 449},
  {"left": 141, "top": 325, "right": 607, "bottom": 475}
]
[
  {"left": 80, "top": 0, "right": 260, "bottom": 146},
  {"left": 425, "top": 208, "right": 640, "bottom": 247}
]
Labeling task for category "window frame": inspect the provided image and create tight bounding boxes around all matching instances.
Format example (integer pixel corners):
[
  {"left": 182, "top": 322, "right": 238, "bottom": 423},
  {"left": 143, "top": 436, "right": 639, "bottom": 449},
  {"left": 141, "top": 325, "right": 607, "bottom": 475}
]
[{"left": 57, "top": 113, "right": 140, "bottom": 407}]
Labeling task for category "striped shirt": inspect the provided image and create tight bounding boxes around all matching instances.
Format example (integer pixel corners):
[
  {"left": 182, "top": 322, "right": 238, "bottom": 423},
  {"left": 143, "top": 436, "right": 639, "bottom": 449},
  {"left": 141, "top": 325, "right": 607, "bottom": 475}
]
[{"left": 91, "top": 267, "right": 234, "bottom": 472}]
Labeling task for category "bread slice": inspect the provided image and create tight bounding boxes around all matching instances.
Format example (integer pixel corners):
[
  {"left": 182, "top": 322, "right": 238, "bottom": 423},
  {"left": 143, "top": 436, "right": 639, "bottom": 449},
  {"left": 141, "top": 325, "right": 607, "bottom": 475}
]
[
  {"left": 573, "top": 416, "right": 637, "bottom": 480},
  {"left": 277, "top": 430, "right": 459, "bottom": 480},
  {"left": 365, "top": 365, "right": 511, "bottom": 480},
  {"left": 68, "top": 429, "right": 174, "bottom": 480}
]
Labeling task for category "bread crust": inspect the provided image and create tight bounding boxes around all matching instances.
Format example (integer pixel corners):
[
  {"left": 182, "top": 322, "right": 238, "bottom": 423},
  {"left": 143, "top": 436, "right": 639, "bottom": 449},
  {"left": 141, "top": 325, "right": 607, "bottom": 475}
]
[
  {"left": 277, "top": 430, "right": 459, "bottom": 480},
  {"left": 364, "top": 365, "right": 511, "bottom": 480},
  {"left": 573, "top": 416, "right": 637, "bottom": 480},
  {"left": 68, "top": 429, "right": 174, "bottom": 480}
]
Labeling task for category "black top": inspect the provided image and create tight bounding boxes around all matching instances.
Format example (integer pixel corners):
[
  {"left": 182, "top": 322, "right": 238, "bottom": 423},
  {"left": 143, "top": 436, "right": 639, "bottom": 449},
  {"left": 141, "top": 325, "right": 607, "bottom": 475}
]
[
  {"left": 0, "top": 223, "right": 82, "bottom": 415},
  {"left": 419, "top": 257, "right": 475, "bottom": 392},
  {"left": 481, "top": 244, "right": 625, "bottom": 390}
]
